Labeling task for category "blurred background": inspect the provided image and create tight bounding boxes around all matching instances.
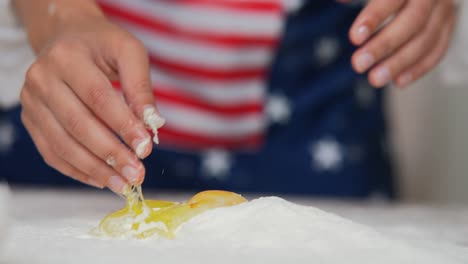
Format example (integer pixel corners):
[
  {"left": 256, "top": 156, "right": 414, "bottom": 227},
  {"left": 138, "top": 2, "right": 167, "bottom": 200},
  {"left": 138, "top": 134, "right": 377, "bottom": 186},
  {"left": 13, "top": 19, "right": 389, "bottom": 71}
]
[
  {"left": 388, "top": 4, "right": 468, "bottom": 203},
  {"left": 0, "top": 0, "right": 467, "bottom": 204},
  {"left": 389, "top": 72, "right": 468, "bottom": 204}
]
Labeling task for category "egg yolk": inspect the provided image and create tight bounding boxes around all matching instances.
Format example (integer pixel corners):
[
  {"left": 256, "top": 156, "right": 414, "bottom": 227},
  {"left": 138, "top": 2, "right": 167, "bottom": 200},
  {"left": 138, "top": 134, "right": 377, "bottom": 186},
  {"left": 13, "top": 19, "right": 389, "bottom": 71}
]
[{"left": 94, "top": 187, "right": 247, "bottom": 239}]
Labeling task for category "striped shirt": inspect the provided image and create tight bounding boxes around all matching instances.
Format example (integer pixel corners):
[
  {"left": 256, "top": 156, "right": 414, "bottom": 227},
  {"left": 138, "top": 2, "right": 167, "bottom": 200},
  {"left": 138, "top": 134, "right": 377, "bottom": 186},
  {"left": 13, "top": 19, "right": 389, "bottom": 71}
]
[{"left": 98, "top": 0, "right": 295, "bottom": 151}]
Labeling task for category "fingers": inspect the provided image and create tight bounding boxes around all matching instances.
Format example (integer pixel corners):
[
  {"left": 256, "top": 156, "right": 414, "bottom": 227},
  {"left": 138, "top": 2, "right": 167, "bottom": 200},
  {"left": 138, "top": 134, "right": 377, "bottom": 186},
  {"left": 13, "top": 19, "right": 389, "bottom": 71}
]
[
  {"left": 46, "top": 75, "right": 146, "bottom": 185},
  {"left": 106, "top": 35, "right": 166, "bottom": 144},
  {"left": 57, "top": 53, "right": 153, "bottom": 160},
  {"left": 349, "top": 0, "right": 455, "bottom": 88},
  {"left": 21, "top": 86, "right": 129, "bottom": 194},
  {"left": 18, "top": 20, "right": 157, "bottom": 192},
  {"left": 25, "top": 59, "right": 147, "bottom": 185},
  {"left": 110, "top": 36, "right": 163, "bottom": 124},
  {"left": 22, "top": 113, "right": 103, "bottom": 188},
  {"left": 367, "top": 0, "right": 451, "bottom": 87},
  {"left": 349, "top": 0, "right": 406, "bottom": 45},
  {"left": 352, "top": 0, "right": 435, "bottom": 79},
  {"left": 395, "top": 12, "right": 455, "bottom": 88}
]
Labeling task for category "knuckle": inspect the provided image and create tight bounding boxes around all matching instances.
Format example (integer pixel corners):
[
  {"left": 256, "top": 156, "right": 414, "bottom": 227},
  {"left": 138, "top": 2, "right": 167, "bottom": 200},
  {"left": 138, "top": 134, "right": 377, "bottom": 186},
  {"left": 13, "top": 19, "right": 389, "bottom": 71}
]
[
  {"left": 121, "top": 36, "right": 148, "bottom": 59},
  {"left": 118, "top": 118, "right": 135, "bottom": 137},
  {"left": 364, "top": 12, "right": 381, "bottom": 29},
  {"left": 126, "top": 37, "right": 146, "bottom": 52},
  {"left": 363, "top": 5, "right": 389, "bottom": 29},
  {"left": 48, "top": 40, "right": 73, "bottom": 62},
  {"left": 132, "top": 79, "right": 151, "bottom": 92},
  {"left": 25, "top": 63, "right": 51, "bottom": 97},
  {"left": 64, "top": 112, "right": 83, "bottom": 136},
  {"left": 373, "top": 38, "right": 394, "bottom": 58},
  {"left": 87, "top": 86, "right": 108, "bottom": 113},
  {"left": 25, "top": 63, "right": 43, "bottom": 87},
  {"left": 19, "top": 88, "right": 29, "bottom": 106},
  {"left": 48, "top": 39, "right": 88, "bottom": 66},
  {"left": 126, "top": 84, "right": 152, "bottom": 106}
]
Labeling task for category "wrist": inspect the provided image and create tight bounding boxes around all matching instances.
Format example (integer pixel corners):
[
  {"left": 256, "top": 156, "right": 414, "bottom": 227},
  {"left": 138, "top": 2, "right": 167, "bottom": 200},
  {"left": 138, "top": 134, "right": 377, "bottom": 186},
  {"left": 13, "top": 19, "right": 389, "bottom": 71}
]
[
  {"left": 53, "top": 1, "right": 105, "bottom": 30},
  {"left": 17, "top": 0, "right": 106, "bottom": 53}
]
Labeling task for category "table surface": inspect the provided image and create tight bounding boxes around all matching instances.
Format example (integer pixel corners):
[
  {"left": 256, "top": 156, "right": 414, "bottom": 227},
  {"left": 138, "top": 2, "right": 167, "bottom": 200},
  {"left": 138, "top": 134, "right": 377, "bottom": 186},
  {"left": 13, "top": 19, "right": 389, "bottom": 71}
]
[{"left": 2, "top": 187, "right": 468, "bottom": 263}]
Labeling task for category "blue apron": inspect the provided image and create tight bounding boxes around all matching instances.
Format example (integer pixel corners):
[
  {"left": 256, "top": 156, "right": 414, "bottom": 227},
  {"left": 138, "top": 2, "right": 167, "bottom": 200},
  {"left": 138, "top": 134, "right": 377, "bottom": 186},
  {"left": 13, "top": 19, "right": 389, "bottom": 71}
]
[{"left": 0, "top": 1, "right": 394, "bottom": 198}]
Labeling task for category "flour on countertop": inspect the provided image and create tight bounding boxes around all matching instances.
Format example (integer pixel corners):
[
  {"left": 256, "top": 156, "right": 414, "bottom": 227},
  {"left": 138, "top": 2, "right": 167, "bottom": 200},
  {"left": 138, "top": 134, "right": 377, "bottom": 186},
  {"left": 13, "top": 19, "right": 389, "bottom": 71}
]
[
  {"left": 175, "top": 197, "right": 468, "bottom": 263},
  {"left": 3, "top": 196, "right": 468, "bottom": 264}
]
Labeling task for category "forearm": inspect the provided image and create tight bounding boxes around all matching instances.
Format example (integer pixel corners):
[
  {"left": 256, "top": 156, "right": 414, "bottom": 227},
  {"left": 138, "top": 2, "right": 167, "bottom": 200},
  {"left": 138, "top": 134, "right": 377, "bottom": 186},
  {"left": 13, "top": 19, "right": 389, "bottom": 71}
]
[{"left": 12, "top": 0, "right": 104, "bottom": 53}]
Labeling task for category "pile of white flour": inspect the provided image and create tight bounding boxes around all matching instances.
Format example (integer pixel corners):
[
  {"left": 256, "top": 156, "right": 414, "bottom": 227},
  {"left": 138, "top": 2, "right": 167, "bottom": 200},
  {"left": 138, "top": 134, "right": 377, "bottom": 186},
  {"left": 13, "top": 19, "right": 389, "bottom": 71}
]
[
  {"left": 176, "top": 197, "right": 467, "bottom": 264},
  {"left": 3, "top": 195, "right": 468, "bottom": 264}
]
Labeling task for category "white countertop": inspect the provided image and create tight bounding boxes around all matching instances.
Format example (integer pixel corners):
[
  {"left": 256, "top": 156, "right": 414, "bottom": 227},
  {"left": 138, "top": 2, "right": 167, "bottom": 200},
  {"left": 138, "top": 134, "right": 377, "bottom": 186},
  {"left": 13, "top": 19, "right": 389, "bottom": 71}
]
[{"left": 2, "top": 187, "right": 468, "bottom": 263}]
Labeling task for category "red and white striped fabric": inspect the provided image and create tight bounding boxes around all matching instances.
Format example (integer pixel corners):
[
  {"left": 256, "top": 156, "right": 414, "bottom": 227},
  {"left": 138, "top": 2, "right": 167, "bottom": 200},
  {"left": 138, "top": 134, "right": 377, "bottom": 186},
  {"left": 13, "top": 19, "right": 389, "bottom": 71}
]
[{"left": 97, "top": 0, "right": 287, "bottom": 151}]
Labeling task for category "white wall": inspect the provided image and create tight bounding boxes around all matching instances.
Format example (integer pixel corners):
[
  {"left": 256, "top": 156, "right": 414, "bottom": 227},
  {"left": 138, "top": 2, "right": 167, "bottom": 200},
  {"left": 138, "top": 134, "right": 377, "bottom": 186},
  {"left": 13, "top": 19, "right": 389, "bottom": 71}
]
[
  {"left": 388, "top": 3, "right": 468, "bottom": 204},
  {"left": 389, "top": 73, "right": 468, "bottom": 204}
]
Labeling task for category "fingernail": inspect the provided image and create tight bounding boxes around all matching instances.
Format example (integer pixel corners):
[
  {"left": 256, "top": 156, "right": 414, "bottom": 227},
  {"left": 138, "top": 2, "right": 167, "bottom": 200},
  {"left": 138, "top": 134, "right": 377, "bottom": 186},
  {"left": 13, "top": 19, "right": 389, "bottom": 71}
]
[
  {"left": 108, "top": 176, "right": 127, "bottom": 194},
  {"left": 356, "top": 52, "right": 375, "bottom": 72},
  {"left": 374, "top": 66, "right": 391, "bottom": 87},
  {"left": 88, "top": 178, "right": 104, "bottom": 189},
  {"left": 133, "top": 137, "right": 151, "bottom": 159},
  {"left": 122, "top": 165, "right": 141, "bottom": 184},
  {"left": 398, "top": 73, "right": 413, "bottom": 88},
  {"left": 356, "top": 25, "right": 370, "bottom": 44}
]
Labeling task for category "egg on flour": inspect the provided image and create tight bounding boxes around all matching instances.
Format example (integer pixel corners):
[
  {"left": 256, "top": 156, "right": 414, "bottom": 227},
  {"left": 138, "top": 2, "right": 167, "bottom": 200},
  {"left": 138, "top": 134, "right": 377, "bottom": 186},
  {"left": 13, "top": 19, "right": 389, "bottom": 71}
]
[{"left": 93, "top": 188, "right": 246, "bottom": 239}]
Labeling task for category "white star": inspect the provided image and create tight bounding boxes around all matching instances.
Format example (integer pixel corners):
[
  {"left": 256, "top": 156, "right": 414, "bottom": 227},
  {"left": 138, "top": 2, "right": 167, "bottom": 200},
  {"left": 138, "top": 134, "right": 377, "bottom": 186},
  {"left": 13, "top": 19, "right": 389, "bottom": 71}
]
[
  {"left": 0, "top": 121, "right": 15, "bottom": 154},
  {"left": 265, "top": 94, "right": 291, "bottom": 125},
  {"left": 313, "top": 36, "right": 340, "bottom": 67},
  {"left": 201, "top": 149, "right": 232, "bottom": 181},
  {"left": 284, "top": 0, "right": 303, "bottom": 13},
  {"left": 310, "top": 138, "right": 343, "bottom": 171},
  {"left": 355, "top": 78, "right": 375, "bottom": 108}
]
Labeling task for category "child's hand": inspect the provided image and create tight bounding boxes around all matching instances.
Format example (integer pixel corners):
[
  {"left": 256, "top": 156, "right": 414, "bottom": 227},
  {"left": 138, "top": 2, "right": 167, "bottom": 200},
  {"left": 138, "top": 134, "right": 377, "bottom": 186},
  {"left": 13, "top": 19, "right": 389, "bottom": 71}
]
[
  {"left": 344, "top": 0, "right": 455, "bottom": 88},
  {"left": 19, "top": 5, "right": 159, "bottom": 193}
]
